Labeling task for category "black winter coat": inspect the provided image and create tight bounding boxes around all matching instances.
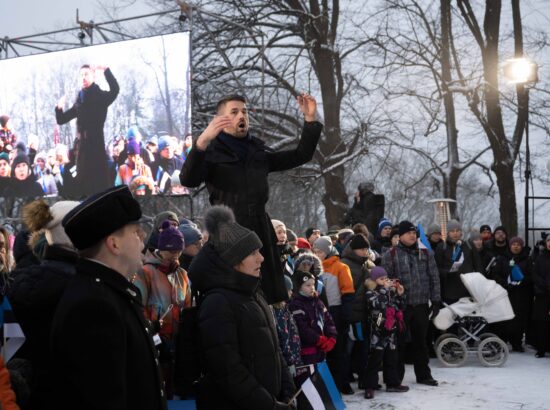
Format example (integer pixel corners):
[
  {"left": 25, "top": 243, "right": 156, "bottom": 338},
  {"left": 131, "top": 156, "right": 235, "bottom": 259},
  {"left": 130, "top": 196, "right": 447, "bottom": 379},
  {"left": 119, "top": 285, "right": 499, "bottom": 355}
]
[
  {"left": 7, "top": 176, "right": 44, "bottom": 198},
  {"left": 180, "top": 122, "right": 322, "bottom": 304},
  {"left": 468, "top": 240, "right": 494, "bottom": 276},
  {"left": 188, "top": 243, "right": 295, "bottom": 410},
  {"left": 55, "top": 69, "right": 119, "bottom": 196},
  {"left": 532, "top": 249, "right": 550, "bottom": 322},
  {"left": 434, "top": 240, "right": 474, "bottom": 302},
  {"left": 340, "top": 244, "right": 368, "bottom": 323},
  {"left": 50, "top": 258, "right": 167, "bottom": 410},
  {"left": 485, "top": 239, "right": 510, "bottom": 259},
  {"left": 8, "top": 245, "right": 78, "bottom": 410}
]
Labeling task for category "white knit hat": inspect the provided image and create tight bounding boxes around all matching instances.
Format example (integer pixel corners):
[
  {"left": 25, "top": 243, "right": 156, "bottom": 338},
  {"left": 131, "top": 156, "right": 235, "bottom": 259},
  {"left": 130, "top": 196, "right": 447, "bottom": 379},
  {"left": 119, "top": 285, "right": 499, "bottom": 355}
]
[{"left": 45, "top": 201, "right": 81, "bottom": 248}]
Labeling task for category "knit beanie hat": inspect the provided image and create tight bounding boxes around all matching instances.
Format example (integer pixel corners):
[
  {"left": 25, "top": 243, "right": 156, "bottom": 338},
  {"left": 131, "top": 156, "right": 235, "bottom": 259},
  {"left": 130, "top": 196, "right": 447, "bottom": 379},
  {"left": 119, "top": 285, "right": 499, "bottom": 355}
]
[
  {"left": 205, "top": 205, "right": 263, "bottom": 266},
  {"left": 23, "top": 199, "right": 80, "bottom": 248},
  {"left": 377, "top": 218, "right": 392, "bottom": 235},
  {"left": 370, "top": 266, "right": 388, "bottom": 281},
  {"left": 11, "top": 153, "right": 30, "bottom": 172},
  {"left": 271, "top": 219, "right": 286, "bottom": 231},
  {"left": 147, "top": 211, "right": 179, "bottom": 249},
  {"left": 0, "top": 152, "right": 9, "bottom": 163},
  {"left": 126, "top": 126, "right": 142, "bottom": 141},
  {"left": 292, "top": 270, "right": 315, "bottom": 292},
  {"left": 158, "top": 135, "right": 175, "bottom": 152},
  {"left": 337, "top": 228, "right": 354, "bottom": 242},
  {"left": 313, "top": 236, "right": 333, "bottom": 256},
  {"left": 349, "top": 234, "right": 370, "bottom": 250},
  {"left": 427, "top": 224, "right": 441, "bottom": 235},
  {"left": 509, "top": 237, "right": 524, "bottom": 248},
  {"left": 305, "top": 227, "right": 319, "bottom": 239},
  {"left": 447, "top": 219, "right": 462, "bottom": 231},
  {"left": 296, "top": 238, "right": 311, "bottom": 249},
  {"left": 178, "top": 223, "right": 202, "bottom": 247},
  {"left": 158, "top": 220, "right": 185, "bottom": 251},
  {"left": 370, "top": 266, "right": 388, "bottom": 280},
  {"left": 286, "top": 229, "right": 297, "bottom": 242},
  {"left": 494, "top": 226, "right": 507, "bottom": 236},
  {"left": 398, "top": 220, "right": 416, "bottom": 236},
  {"left": 126, "top": 138, "right": 141, "bottom": 155},
  {"left": 480, "top": 224, "right": 492, "bottom": 233}
]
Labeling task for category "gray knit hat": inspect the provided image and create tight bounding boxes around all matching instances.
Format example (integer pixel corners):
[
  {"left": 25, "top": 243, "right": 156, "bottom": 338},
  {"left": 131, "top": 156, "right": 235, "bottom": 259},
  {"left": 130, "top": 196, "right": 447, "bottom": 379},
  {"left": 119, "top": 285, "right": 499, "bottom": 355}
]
[
  {"left": 447, "top": 219, "right": 462, "bottom": 231},
  {"left": 427, "top": 224, "right": 441, "bottom": 235},
  {"left": 204, "top": 205, "right": 263, "bottom": 266},
  {"left": 313, "top": 236, "right": 333, "bottom": 256}
]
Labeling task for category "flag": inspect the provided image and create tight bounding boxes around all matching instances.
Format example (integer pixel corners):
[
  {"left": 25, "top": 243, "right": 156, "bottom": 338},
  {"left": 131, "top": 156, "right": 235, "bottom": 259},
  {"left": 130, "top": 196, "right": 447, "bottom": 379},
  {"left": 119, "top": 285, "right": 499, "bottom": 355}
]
[
  {"left": 0, "top": 296, "right": 25, "bottom": 362},
  {"left": 417, "top": 223, "right": 432, "bottom": 252},
  {"left": 300, "top": 361, "right": 346, "bottom": 410}
]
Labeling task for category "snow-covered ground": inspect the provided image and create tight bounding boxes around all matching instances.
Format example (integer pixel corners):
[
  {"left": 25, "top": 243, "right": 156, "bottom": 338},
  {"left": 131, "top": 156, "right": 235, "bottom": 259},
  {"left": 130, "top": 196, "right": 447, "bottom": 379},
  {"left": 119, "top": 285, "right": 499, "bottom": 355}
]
[{"left": 343, "top": 347, "right": 548, "bottom": 410}]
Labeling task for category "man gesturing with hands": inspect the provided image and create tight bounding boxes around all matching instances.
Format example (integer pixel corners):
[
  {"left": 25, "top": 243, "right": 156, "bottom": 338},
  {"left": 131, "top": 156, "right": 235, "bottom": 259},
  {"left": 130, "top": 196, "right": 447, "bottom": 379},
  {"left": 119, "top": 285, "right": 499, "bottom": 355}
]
[{"left": 180, "top": 94, "right": 322, "bottom": 304}]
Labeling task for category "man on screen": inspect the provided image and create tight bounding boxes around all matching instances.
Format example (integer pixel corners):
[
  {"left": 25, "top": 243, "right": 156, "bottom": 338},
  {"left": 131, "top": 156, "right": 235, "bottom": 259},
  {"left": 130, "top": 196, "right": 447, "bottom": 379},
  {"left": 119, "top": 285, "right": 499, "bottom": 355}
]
[{"left": 55, "top": 65, "right": 119, "bottom": 197}]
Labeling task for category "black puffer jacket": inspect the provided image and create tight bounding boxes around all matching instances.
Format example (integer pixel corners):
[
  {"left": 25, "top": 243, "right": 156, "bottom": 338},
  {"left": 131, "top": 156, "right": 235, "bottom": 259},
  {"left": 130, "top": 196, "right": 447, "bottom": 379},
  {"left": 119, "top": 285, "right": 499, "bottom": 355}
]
[
  {"left": 532, "top": 248, "right": 550, "bottom": 322},
  {"left": 340, "top": 244, "right": 368, "bottom": 323},
  {"left": 188, "top": 243, "right": 295, "bottom": 410},
  {"left": 434, "top": 240, "right": 475, "bottom": 302},
  {"left": 8, "top": 245, "right": 78, "bottom": 410}
]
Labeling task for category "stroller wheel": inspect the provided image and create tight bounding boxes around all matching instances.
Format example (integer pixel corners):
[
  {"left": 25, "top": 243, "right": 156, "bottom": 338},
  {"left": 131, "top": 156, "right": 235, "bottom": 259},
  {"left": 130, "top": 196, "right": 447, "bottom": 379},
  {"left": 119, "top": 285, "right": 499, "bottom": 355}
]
[
  {"left": 477, "top": 336, "right": 509, "bottom": 367},
  {"left": 436, "top": 337, "right": 468, "bottom": 367},
  {"left": 435, "top": 333, "right": 456, "bottom": 348},
  {"left": 474, "top": 332, "right": 498, "bottom": 346}
]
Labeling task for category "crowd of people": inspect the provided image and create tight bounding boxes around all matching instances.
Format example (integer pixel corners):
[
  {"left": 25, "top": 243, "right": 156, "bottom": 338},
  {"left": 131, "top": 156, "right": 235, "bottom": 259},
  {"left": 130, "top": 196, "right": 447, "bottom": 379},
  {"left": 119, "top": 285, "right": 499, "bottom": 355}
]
[
  {"left": 0, "top": 118, "right": 192, "bottom": 198},
  {"left": 1, "top": 64, "right": 193, "bottom": 199},
  {"left": 0, "top": 190, "right": 548, "bottom": 409},
  {"left": 0, "top": 92, "right": 548, "bottom": 410}
]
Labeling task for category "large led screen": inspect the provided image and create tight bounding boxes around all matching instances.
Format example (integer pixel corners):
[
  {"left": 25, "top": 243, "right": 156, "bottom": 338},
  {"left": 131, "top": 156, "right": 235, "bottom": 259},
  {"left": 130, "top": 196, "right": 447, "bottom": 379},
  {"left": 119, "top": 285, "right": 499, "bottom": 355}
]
[{"left": 0, "top": 32, "right": 191, "bottom": 198}]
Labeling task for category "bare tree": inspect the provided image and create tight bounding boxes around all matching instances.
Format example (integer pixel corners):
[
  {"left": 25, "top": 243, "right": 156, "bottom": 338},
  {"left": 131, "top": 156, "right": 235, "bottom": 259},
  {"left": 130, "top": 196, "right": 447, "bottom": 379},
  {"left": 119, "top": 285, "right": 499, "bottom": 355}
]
[{"left": 453, "top": 0, "right": 528, "bottom": 235}]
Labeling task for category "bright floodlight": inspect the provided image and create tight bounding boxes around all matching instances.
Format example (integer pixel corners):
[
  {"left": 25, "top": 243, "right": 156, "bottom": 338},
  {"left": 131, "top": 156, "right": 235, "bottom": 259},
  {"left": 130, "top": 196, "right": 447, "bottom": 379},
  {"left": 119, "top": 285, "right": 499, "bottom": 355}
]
[{"left": 503, "top": 58, "right": 538, "bottom": 85}]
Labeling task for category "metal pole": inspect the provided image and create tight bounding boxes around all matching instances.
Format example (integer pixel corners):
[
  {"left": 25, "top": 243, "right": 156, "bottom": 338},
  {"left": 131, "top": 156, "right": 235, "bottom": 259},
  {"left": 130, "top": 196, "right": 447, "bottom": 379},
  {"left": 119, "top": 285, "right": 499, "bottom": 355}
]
[{"left": 524, "top": 88, "right": 530, "bottom": 246}]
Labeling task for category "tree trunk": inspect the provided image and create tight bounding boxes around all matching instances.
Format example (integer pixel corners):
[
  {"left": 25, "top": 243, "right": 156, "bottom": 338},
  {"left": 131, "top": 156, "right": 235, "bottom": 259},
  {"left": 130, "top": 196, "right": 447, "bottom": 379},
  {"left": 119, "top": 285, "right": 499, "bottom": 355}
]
[
  {"left": 493, "top": 162, "right": 518, "bottom": 233},
  {"left": 440, "top": 0, "right": 460, "bottom": 218},
  {"left": 309, "top": 24, "right": 349, "bottom": 228},
  {"left": 482, "top": 0, "right": 518, "bottom": 235}
]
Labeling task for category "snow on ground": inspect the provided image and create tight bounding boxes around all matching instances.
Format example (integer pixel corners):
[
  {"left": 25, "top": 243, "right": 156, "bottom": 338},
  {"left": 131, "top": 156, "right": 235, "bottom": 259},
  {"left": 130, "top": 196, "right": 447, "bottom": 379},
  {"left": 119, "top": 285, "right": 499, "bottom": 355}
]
[{"left": 343, "top": 347, "right": 549, "bottom": 410}]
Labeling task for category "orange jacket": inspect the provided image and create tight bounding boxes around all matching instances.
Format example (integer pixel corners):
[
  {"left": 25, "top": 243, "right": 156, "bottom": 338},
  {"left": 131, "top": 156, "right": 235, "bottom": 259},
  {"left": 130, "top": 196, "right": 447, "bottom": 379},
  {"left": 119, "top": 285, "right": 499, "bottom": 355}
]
[
  {"left": 0, "top": 357, "right": 19, "bottom": 410},
  {"left": 322, "top": 255, "right": 355, "bottom": 295}
]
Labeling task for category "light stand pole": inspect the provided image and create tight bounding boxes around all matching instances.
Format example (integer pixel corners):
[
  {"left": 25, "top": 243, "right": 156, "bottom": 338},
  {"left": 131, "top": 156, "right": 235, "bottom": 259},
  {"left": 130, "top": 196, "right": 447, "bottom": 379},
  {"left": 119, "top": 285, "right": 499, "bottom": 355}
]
[{"left": 503, "top": 57, "right": 538, "bottom": 246}]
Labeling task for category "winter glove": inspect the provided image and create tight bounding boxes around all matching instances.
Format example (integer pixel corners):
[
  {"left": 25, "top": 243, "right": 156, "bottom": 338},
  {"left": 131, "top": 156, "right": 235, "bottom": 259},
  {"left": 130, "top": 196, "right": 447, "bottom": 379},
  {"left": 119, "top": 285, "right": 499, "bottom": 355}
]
[
  {"left": 429, "top": 301, "right": 441, "bottom": 319},
  {"left": 321, "top": 337, "right": 337, "bottom": 353},
  {"left": 316, "top": 335, "right": 328, "bottom": 347}
]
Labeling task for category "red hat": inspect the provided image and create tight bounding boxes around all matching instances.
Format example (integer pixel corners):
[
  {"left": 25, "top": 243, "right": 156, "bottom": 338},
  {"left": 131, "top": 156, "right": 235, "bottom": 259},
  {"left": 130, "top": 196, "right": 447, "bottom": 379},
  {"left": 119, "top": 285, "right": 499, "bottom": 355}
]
[{"left": 296, "top": 237, "right": 311, "bottom": 249}]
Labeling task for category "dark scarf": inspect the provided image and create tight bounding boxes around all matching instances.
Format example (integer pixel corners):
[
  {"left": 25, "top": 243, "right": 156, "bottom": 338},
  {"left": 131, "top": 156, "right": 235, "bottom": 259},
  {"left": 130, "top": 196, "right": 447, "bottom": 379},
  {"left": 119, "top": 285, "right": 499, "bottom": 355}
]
[{"left": 218, "top": 131, "right": 251, "bottom": 162}]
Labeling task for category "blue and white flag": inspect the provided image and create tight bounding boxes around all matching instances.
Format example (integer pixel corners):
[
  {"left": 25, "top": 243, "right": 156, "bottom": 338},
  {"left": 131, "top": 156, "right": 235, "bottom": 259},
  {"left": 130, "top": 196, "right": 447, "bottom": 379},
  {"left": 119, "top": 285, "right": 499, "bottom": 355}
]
[
  {"left": 300, "top": 361, "right": 346, "bottom": 410},
  {"left": 417, "top": 223, "right": 433, "bottom": 252},
  {"left": 1, "top": 296, "right": 26, "bottom": 362}
]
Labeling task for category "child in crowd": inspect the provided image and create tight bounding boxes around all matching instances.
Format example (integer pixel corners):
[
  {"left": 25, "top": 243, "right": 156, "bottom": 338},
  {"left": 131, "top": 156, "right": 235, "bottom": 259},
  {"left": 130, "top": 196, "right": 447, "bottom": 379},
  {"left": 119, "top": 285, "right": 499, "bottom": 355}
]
[
  {"left": 272, "top": 276, "right": 303, "bottom": 375},
  {"left": 289, "top": 270, "right": 337, "bottom": 409},
  {"left": 289, "top": 270, "right": 337, "bottom": 366},
  {"left": 364, "top": 266, "right": 409, "bottom": 399},
  {"left": 313, "top": 236, "right": 355, "bottom": 394}
]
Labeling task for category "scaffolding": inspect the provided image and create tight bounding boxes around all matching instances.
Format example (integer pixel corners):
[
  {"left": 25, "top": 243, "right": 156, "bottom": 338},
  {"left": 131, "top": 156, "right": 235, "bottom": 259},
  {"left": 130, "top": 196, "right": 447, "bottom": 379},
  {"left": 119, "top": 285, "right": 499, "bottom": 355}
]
[{"left": 0, "top": 2, "right": 267, "bottom": 224}]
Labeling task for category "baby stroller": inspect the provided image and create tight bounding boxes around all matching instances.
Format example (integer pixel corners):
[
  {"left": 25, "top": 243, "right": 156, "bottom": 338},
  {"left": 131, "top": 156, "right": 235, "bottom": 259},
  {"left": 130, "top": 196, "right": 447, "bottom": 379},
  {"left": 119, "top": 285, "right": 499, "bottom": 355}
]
[{"left": 433, "top": 272, "right": 514, "bottom": 367}]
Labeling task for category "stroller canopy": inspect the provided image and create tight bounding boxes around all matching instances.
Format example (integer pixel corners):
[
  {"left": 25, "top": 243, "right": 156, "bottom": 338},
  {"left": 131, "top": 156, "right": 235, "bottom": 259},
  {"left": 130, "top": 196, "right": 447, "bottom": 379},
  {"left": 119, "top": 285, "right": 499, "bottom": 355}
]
[{"left": 433, "top": 272, "right": 515, "bottom": 330}]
